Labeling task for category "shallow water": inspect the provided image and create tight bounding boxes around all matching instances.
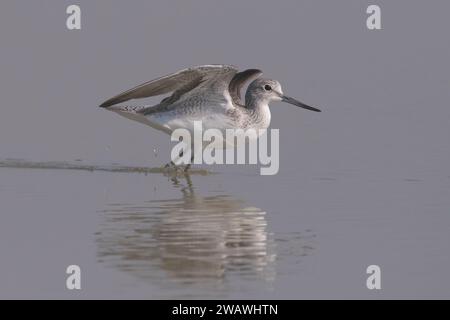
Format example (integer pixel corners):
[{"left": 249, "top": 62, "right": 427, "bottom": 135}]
[
  {"left": 0, "top": 162, "right": 318, "bottom": 299},
  {"left": 0, "top": 159, "right": 448, "bottom": 299}
]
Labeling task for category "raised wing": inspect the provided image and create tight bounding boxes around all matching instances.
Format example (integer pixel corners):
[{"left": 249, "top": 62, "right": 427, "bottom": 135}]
[
  {"left": 228, "top": 69, "right": 263, "bottom": 105},
  {"left": 99, "top": 65, "right": 238, "bottom": 109}
]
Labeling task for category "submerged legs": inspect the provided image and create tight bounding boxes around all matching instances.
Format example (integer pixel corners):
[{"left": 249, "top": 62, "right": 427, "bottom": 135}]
[{"left": 164, "top": 148, "right": 194, "bottom": 173}]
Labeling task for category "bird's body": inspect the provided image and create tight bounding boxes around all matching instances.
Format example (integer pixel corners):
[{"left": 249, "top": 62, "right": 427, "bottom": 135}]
[{"left": 100, "top": 65, "right": 320, "bottom": 166}]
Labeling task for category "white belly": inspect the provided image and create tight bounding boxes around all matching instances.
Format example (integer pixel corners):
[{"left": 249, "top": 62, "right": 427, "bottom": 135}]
[{"left": 148, "top": 113, "right": 268, "bottom": 150}]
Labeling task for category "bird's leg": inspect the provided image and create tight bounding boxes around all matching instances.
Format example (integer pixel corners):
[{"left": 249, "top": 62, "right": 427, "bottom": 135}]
[
  {"left": 183, "top": 143, "right": 197, "bottom": 172},
  {"left": 183, "top": 153, "right": 195, "bottom": 172},
  {"left": 164, "top": 148, "right": 184, "bottom": 168},
  {"left": 164, "top": 149, "right": 191, "bottom": 174},
  {"left": 164, "top": 161, "right": 176, "bottom": 169}
]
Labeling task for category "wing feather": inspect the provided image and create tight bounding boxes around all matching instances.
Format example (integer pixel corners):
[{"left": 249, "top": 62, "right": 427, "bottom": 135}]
[
  {"left": 228, "top": 69, "right": 263, "bottom": 105},
  {"left": 99, "top": 65, "right": 238, "bottom": 108}
]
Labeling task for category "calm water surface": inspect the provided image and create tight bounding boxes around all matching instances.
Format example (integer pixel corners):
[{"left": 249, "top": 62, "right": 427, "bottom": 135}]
[{"left": 0, "top": 159, "right": 448, "bottom": 299}]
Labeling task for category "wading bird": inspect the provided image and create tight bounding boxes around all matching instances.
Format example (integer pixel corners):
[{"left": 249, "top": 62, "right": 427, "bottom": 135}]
[{"left": 100, "top": 65, "right": 320, "bottom": 170}]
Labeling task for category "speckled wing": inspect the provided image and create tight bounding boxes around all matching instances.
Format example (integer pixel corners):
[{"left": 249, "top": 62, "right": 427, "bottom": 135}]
[{"left": 99, "top": 65, "right": 238, "bottom": 109}]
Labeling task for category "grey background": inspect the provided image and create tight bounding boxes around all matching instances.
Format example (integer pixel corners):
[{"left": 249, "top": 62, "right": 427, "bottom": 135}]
[{"left": 0, "top": 0, "right": 449, "bottom": 299}]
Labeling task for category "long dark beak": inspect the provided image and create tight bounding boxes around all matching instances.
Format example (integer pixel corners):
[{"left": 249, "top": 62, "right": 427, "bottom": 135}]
[{"left": 280, "top": 93, "right": 321, "bottom": 112}]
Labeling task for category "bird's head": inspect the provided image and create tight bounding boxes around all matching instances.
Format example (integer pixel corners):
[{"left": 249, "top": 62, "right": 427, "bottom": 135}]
[{"left": 246, "top": 78, "right": 321, "bottom": 112}]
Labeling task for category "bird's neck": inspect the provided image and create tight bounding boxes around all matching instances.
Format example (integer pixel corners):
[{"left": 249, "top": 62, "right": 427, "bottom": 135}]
[
  {"left": 245, "top": 92, "right": 269, "bottom": 109},
  {"left": 245, "top": 95, "right": 271, "bottom": 129}
]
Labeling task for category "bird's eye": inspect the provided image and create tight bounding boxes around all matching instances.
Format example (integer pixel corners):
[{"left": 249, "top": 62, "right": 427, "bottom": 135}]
[{"left": 264, "top": 85, "right": 272, "bottom": 91}]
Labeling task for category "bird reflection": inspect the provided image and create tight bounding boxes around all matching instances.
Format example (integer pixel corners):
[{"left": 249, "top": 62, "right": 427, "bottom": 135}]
[{"left": 96, "top": 174, "right": 276, "bottom": 286}]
